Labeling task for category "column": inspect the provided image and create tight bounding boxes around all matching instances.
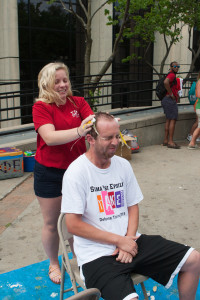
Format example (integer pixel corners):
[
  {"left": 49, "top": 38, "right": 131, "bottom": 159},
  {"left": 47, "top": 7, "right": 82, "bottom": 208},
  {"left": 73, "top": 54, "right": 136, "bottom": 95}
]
[{"left": 0, "top": 0, "right": 21, "bottom": 128}]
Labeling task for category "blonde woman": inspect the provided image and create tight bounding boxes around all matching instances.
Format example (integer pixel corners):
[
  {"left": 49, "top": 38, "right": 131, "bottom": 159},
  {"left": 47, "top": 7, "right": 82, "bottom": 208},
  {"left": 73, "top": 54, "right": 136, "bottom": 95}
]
[
  {"left": 32, "top": 62, "right": 94, "bottom": 284},
  {"left": 188, "top": 72, "right": 200, "bottom": 149}
]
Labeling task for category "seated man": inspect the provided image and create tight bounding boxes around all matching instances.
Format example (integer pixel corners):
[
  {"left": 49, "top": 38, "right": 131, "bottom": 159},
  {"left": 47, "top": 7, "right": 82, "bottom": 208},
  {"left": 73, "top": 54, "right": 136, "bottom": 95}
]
[{"left": 61, "top": 112, "right": 200, "bottom": 300}]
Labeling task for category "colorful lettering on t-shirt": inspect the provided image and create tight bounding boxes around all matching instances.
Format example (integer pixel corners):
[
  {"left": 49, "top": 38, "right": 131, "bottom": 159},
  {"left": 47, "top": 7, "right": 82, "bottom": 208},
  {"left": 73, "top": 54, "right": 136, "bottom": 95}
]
[
  {"left": 97, "top": 195, "right": 104, "bottom": 212},
  {"left": 101, "top": 191, "right": 114, "bottom": 215},
  {"left": 108, "top": 191, "right": 115, "bottom": 208},
  {"left": 96, "top": 190, "right": 125, "bottom": 215}
]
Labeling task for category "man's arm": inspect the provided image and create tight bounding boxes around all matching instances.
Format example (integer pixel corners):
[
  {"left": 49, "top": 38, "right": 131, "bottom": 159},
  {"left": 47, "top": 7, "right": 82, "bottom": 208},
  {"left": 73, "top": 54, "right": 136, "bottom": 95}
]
[
  {"left": 65, "top": 213, "right": 138, "bottom": 256},
  {"left": 113, "top": 204, "right": 139, "bottom": 263},
  {"left": 196, "top": 80, "right": 200, "bottom": 98},
  {"left": 126, "top": 204, "right": 139, "bottom": 236},
  {"left": 164, "top": 77, "right": 176, "bottom": 100}
]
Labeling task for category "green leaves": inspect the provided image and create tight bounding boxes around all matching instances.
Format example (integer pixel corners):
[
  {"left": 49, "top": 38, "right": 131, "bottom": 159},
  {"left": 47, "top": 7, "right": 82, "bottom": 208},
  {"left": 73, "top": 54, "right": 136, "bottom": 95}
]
[
  {"left": 47, "top": 0, "right": 55, "bottom": 4},
  {"left": 104, "top": 9, "right": 110, "bottom": 16},
  {"left": 117, "top": 0, "right": 200, "bottom": 67}
]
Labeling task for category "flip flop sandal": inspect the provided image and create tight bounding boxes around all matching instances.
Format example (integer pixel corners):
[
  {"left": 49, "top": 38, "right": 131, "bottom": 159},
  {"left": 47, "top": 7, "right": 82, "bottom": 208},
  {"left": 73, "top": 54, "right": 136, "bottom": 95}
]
[
  {"left": 49, "top": 265, "right": 61, "bottom": 284},
  {"left": 162, "top": 142, "right": 168, "bottom": 146},
  {"left": 167, "top": 144, "right": 180, "bottom": 149},
  {"left": 174, "top": 142, "right": 180, "bottom": 147},
  {"left": 188, "top": 145, "right": 198, "bottom": 150}
]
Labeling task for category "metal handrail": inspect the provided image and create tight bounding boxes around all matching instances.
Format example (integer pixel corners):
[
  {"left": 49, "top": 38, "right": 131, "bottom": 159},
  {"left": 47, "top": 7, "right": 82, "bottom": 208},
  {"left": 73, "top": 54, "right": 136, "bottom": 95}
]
[{"left": 0, "top": 72, "right": 197, "bottom": 126}]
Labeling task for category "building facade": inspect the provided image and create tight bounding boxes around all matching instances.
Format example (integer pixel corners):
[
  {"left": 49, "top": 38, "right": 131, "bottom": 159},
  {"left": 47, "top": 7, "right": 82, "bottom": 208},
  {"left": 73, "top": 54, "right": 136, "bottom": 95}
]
[{"left": 0, "top": 0, "right": 196, "bottom": 128}]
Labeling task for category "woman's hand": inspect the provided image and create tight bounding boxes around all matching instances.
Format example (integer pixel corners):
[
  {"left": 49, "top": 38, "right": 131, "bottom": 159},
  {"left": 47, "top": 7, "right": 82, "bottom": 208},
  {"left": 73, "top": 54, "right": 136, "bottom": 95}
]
[{"left": 78, "top": 115, "right": 95, "bottom": 137}]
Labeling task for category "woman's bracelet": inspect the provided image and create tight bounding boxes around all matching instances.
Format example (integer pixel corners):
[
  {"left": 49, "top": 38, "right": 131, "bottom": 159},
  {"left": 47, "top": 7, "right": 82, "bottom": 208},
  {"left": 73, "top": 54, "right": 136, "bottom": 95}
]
[{"left": 77, "top": 127, "right": 81, "bottom": 137}]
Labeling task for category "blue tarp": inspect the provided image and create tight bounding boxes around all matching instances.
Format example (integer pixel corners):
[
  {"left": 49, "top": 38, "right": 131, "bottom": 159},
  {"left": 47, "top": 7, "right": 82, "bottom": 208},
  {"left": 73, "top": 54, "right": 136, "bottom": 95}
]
[{"left": 0, "top": 255, "right": 200, "bottom": 299}]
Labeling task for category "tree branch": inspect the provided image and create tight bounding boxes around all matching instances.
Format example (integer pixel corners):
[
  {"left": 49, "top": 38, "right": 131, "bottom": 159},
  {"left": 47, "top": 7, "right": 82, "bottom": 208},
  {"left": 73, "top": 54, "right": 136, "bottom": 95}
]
[
  {"left": 187, "top": 26, "right": 195, "bottom": 56},
  {"left": 59, "top": 0, "right": 87, "bottom": 30},
  {"left": 159, "top": 38, "right": 174, "bottom": 75},
  {"left": 91, "top": 0, "right": 109, "bottom": 21},
  {"left": 184, "top": 40, "right": 200, "bottom": 83},
  {"left": 143, "top": 58, "right": 160, "bottom": 76},
  {"left": 78, "top": 0, "right": 88, "bottom": 19},
  {"left": 143, "top": 41, "right": 151, "bottom": 59},
  {"left": 92, "top": 0, "right": 130, "bottom": 86}
]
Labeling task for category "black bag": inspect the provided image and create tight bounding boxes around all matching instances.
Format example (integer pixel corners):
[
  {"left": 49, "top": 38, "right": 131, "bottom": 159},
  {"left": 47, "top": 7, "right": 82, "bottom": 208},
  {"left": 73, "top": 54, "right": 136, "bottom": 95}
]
[{"left": 156, "top": 73, "right": 176, "bottom": 100}]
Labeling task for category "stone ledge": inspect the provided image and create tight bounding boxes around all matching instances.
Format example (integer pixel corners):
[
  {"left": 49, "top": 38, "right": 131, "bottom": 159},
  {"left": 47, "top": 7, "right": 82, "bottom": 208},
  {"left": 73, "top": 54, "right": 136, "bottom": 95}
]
[
  {"left": 0, "top": 138, "right": 37, "bottom": 152},
  {"left": 119, "top": 110, "right": 196, "bottom": 147}
]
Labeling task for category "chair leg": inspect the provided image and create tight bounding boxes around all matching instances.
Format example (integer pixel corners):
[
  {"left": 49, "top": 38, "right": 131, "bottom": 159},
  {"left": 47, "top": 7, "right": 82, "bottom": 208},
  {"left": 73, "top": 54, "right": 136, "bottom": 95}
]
[
  {"left": 71, "top": 273, "right": 78, "bottom": 294},
  {"left": 60, "top": 259, "right": 65, "bottom": 300},
  {"left": 140, "top": 282, "right": 149, "bottom": 300}
]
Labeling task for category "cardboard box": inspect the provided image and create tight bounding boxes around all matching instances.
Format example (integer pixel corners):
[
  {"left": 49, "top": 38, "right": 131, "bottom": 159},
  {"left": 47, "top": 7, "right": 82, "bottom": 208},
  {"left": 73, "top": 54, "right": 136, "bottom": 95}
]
[
  {"left": 115, "top": 135, "right": 134, "bottom": 160},
  {"left": 0, "top": 147, "right": 24, "bottom": 180}
]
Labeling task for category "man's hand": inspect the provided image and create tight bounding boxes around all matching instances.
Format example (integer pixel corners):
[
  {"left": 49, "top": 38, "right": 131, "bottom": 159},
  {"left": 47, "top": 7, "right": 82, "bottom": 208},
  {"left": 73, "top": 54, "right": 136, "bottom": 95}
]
[
  {"left": 116, "top": 235, "right": 138, "bottom": 257},
  {"left": 112, "top": 248, "right": 134, "bottom": 263},
  {"left": 167, "top": 93, "right": 176, "bottom": 100},
  {"left": 171, "top": 94, "right": 176, "bottom": 101}
]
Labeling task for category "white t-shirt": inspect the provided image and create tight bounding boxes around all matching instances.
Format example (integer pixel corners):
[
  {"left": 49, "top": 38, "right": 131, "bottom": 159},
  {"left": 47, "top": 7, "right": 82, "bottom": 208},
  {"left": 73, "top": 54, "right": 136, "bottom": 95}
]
[{"left": 61, "top": 154, "right": 143, "bottom": 266}]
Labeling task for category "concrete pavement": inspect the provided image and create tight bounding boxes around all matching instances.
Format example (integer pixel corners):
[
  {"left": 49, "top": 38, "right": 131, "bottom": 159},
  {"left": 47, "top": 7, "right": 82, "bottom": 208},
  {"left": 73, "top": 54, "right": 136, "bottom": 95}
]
[
  {"left": 0, "top": 139, "right": 200, "bottom": 274},
  {"left": 0, "top": 172, "right": 32, "bottom": 201}
]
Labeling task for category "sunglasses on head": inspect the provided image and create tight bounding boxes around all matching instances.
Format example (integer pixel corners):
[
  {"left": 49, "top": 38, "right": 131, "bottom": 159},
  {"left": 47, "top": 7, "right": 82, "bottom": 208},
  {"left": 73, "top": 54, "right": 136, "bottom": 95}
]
[{"left": 172, "top": 65, "right": 180, "bottom": 68}]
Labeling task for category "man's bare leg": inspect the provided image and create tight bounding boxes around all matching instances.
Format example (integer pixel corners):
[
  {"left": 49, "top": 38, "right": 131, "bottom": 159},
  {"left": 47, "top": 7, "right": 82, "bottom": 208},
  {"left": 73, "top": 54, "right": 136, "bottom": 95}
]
[
  {"left": 189, "top": 127, "right": 200, "bottom": 147},
  {"left": 168, "top": 119, "right": 176, "bottom": 146},
  {"left": 163, "top": 119, "right": 170, "bottom": 144},
  {"left": 178, "top": 250, "right": 200, "bottom": 300}
]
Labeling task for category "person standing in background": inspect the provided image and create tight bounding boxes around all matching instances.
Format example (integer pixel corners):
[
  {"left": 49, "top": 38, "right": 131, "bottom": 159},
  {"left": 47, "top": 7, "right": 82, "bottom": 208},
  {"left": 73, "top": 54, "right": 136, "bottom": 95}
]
[
  {"left": 32, "top": 62, "right": 94, "bottom": 284},
  {"left": 162, "top": 61, "right": 180, "bottom": 149},
  {"left": 187, "top": 118, "right": 199, "bottom": 142},
  {"left": 187, "top": 73, "right": 200, "bottom": 143},
  {"left": 188, "top": 72, "right": 200, "bottom": 149}
]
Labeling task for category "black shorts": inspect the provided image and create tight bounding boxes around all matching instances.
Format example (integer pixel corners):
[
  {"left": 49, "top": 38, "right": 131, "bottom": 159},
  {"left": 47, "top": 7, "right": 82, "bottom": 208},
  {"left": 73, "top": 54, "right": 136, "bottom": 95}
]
[
  {"left": 34, "top": 160, "right": 66, "bottom": 198},
  {"left": 162, "top": 96, "right": 178, "bottom": 120},
  {"left": 82, "top": 234, "right": 193, "bottom": 300}
]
